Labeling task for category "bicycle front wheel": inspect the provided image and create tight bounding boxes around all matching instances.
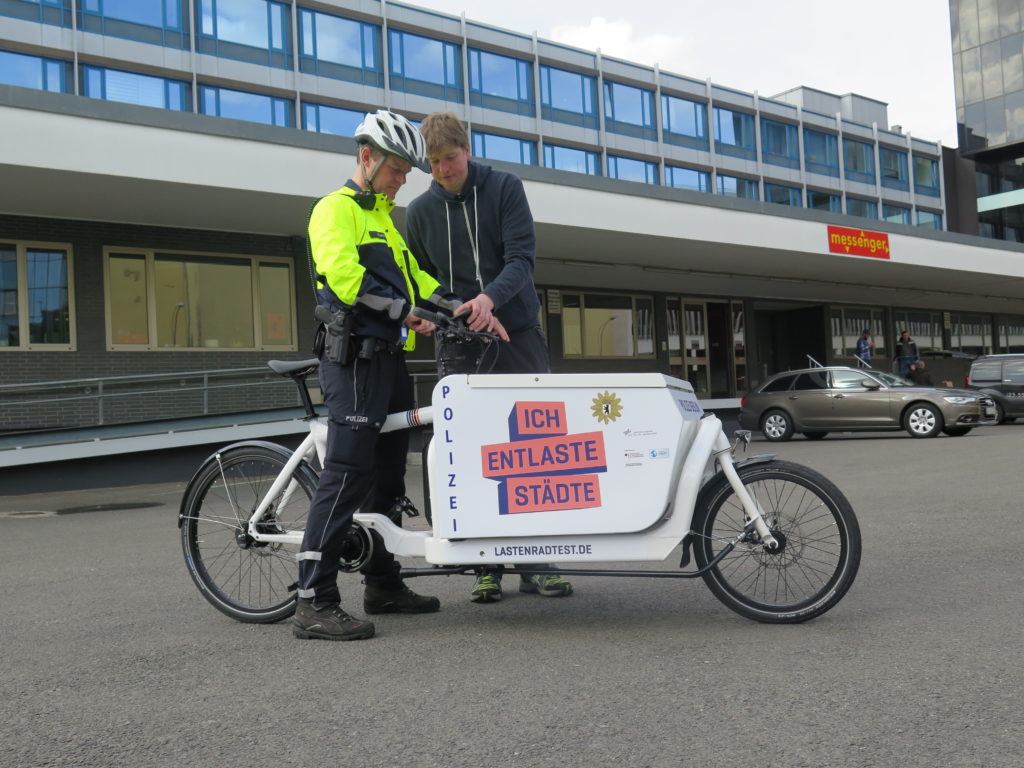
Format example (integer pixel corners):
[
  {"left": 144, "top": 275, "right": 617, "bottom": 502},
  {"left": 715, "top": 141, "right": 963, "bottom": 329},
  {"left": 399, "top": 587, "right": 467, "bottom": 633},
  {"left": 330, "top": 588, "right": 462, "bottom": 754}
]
[
  {"left": 692, "top": 460, "right": 861, "bottom": 624},
  {"left": 180, "top": 445, "right": 318, "bottom": 623}
]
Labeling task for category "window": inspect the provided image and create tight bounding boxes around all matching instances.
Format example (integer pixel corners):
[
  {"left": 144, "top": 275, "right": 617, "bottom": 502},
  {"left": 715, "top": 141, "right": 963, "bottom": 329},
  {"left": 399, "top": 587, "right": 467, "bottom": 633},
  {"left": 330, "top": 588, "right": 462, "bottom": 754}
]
[
  {"left": 916, "top": 210, "right": 943, "bottom": 229},
  {"left": 892, "top": 310, "right": 941, "bottom": 351},
  {"left": 792, "top": 371, "right": 829, "bottom": 390},
  {"left": 561, "top": 292, "right": 654, "bottom": 358},
  {"left": 843, "top": 138, "right": 876, "bottom": 184},
  {"left": 79, "top": 0, "right": 187, "bottom": 48},
  {"left": 998, "top": 318, "right": 1024, "bottom": 352},
  {"left": 949, "top": 313, "right": 992, "bottom": 356},
  {"left": 913, "top": 155, "right": 941, "bottom": 197},
  {"left": 666, "top": 166, "right": 710, "bottom": 193},
  {"left": 607, "top": 155, "right": 658, "bottom": 184},
  {"left": 603, "top": 80, "right": 656, "bottom": 140},
  {"left": 879, "top": 146, "right": 909, "bottom": 190},
  {"left": 846, "top": 196, "right": 878, "bottom": 219},
  {"left": 298, "top": 8, "right": 381, "bottom": 86},
  {"left": 0, "top": 49, "right": 68, "bottom": 92},
  {"left": 761, "top": 118, "right": 798, "bottom": 168},
  {"left": 716, "top": 174, "right": 758, "bottom": 200},
  {"left": 883, "top": 203, "right": 911, "bottom": 225},
  {"left": 831, "top": 307, "right": 885, "bottom": 359},
  {"left": 761, "top": 374, "right": 796, "bottom": 393},
  {"left": 1005, "top": 359, "right": 1024, "bottom": 383},
  {"left": 469, "top": 48, "right": 532, "bottom": 115},
  {"left": 105, "top": 249, "right": 294, "bottom": 350},
  {"left": 539, "top": 64, "right": 597, "bottom": 128},
  {"left": 471, "top": 131, "right": 536, "bottom": 165},
  {"left": 198, "top": 0, "right": 289, "bottom": 68},
  {"left": 200, "top": 84, "right": 292, "bottom": 127},
  {"left": 804, "top": 129, "right": 839, "bottom": 176},
  {"left": 302, "top": 102, "right": 363, "bottom": 136},
  {"left": 543, "top": 143, "right": 600, "bottom": 175},
  {"left": 81, "top": 65, "right": 188, "bottom": 110},
  {"left": 661, "top": 94, "right": 707, "bottom": 149},
  {"left": 831, "top": 370, "right": 872, "bottom": 389},
  {"left": 969, "top": 360, "right": 1001, "bottom": 381},
  {"left": 389, "top": 29, "right": 461, "bottom": 101},
  {"left": 0, "top": 241, "right": 75, "bottom": 349},
  {"left": 713, "top": 106, "right": 755, "bottom": 159},
  {"left": 1, "top": 0, "right": 69, "bottom": 27},
  {"left": 807, "top": 189, "right": 841, "bottom": 213},
  {"left": 764, "top": 182, "right": 801, "bottom": 207}
]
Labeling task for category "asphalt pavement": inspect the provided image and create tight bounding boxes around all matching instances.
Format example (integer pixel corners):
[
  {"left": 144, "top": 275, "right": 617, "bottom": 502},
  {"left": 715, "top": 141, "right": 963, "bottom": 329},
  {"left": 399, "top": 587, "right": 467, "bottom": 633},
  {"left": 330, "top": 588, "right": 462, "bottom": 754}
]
[{"left": 1, "top": 423, "right": 1022, "bottom": 768}]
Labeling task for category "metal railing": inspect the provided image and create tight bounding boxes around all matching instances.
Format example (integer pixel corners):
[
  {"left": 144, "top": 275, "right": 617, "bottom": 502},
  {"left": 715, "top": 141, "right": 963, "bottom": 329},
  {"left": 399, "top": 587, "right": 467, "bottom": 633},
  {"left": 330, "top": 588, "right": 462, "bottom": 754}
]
[{"left": 0, "top": 360, "right": 442, "bottom": 431}]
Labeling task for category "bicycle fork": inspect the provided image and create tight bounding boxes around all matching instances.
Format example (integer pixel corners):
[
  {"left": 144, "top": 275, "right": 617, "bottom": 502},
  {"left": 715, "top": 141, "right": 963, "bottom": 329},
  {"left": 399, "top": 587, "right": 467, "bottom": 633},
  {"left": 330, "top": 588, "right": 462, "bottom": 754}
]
[{"left": 711, "top": 429, "right": 780, "bottom": 551}]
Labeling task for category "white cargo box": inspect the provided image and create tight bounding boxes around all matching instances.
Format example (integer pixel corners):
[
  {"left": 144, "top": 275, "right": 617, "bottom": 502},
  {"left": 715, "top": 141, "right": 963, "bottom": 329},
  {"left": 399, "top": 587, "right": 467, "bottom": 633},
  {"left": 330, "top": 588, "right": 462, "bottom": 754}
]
[{"left": 429, "top": 373, "right": 703, "bottom": 539}]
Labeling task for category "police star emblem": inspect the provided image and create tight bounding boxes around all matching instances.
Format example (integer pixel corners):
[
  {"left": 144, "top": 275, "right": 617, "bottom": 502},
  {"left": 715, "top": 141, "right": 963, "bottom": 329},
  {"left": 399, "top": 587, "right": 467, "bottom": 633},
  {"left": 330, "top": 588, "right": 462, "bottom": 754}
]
[{"left": 591, "top": 391, "right": 623, "bottom": 424}]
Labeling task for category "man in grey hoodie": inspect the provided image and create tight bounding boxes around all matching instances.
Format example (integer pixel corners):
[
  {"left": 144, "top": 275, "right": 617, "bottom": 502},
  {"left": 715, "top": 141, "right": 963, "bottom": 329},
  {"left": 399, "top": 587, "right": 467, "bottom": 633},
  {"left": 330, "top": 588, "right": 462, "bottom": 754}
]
[{"left": 406, "top": 111, "right": 572, "bottom": 604}]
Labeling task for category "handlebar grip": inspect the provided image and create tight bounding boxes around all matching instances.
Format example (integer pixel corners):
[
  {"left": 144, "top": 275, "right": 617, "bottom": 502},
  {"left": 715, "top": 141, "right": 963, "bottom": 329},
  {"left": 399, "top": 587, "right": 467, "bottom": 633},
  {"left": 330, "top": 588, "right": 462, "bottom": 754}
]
[{"left": 411, "top": 306, "right": 442, "bottom": 324}]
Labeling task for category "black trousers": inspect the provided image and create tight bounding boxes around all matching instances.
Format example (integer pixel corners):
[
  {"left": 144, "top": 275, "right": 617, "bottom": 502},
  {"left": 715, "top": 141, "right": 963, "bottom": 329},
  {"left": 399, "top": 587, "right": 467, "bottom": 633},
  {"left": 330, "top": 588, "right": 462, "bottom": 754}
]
[{"left": 297, "top": 348, "right": 413, "bottom": 605}]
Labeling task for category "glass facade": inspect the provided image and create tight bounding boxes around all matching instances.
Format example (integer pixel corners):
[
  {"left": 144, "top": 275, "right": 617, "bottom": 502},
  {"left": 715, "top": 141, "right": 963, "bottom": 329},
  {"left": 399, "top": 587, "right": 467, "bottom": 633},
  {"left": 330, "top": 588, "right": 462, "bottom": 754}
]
[
  {"left": 0, "top": 48, "right": 66, "bottom": 92},
  {"left": 302, "top": 102, "right": 362, "bottom": 136},
  {"left": 389, "top": 29, "right": 461, "bottom": 101},
  {"left": 607, "top": 155, "right": 658, "bottom": 184},
  {"left": 764, "top": 182, "right": 801, "bottom": 206},
  {"left": 200, "top": 84, "right": 292, "bottom": 127},
  {"left": 197, "top": 0, "right": 290, "bottom": 68},
  {"left": 717, "top": 174, "right": 759, "bottom": 200},
  {"left": 82, "top": 65, "right": 188, "bottom": 110},
  {"left": 879, "top": 146, "right": 909, "bottom": 190},
  {"left": 0, "top": 241, "right": 73, "bottom": 348},
  {"left": 843, "top": 138, "right": 876, "bottom": 185},
  {"left": 469, "top": 48, "right": 532, "bottom": 115},
  {"left": 883, "top": 203, "right": 911, "bottom": 225},
  {"left": 713, "top": 106, "right": 755, "bottom": 160},
  {"left": 807, "top": 189, "right": 841, "bottom": 213},
  {"left": 298, "top": 8, "right": 381, "bottom": 86},
  {"left": 79, "top": 0, "right": 187, "bottom": 48},
  {"left": 539, "top": 64, "right": 597, "bottom": 128},
  {"left": 761, "top": 118, "right": 799, "bottom": 168},
  {"left": 666, "top": 166, "right": 710, "bottom": 193},
  {"left": 661, "top": 93, "right": 707, "bottom": 149},
  {"left": 472, "top": 131, "right": 536, "bottom": 165},
  {"left": 847, "top": 196, "right": 878, "bottom": 219},
  {"left": 603, "top": 80, "right": 656, "bottom": 140},
  {"left": 804, "top": 128, "right": 839, "bottom": 177},
  {"left": 543, "top": 143, "right": 600, "bottom": 175}
]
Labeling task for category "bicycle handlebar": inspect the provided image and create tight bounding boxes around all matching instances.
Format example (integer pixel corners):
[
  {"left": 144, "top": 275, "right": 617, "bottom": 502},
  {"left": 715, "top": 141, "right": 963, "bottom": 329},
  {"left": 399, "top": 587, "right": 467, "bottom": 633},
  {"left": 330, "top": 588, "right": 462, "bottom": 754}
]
[{"left": 411, "top": 307, "right": 499, "bottom": 344}]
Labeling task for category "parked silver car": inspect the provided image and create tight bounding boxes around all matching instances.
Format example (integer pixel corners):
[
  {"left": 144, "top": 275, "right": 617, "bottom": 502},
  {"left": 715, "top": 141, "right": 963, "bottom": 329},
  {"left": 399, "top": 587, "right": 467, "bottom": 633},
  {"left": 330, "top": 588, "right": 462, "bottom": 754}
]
[{"left": 739, "top": 366, "right": 997, "bottom": 440}]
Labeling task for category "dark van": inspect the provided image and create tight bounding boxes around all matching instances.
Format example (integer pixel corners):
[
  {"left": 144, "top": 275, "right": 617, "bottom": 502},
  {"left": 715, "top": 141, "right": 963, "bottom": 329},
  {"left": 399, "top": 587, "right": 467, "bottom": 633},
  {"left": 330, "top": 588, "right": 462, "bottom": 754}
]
[{"left": 966, "top": 354, "right": 1024, "bottom": 423}]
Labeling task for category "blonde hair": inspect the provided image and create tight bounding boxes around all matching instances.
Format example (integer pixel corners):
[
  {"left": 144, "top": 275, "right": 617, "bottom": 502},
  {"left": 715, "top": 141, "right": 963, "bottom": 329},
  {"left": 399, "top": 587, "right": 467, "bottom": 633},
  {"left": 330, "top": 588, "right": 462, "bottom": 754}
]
[{"left": 419, "top": 111, "right": 470, "bottom": 155}]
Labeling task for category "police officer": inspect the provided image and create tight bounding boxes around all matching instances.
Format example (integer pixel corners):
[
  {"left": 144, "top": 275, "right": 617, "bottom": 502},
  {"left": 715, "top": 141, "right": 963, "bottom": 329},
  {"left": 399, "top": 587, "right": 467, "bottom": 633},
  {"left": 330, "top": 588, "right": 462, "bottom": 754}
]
[{"left": 293, "top": 110, "right": 465, "bottom": 641}]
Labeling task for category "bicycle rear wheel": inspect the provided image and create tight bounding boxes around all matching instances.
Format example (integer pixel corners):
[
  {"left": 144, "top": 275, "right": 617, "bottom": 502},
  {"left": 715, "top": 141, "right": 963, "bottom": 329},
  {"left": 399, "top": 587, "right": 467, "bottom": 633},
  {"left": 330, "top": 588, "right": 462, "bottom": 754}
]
[
  {"left": 180, "top": 445, "right": 318, "bottom": 623},
  {"left": 692, "top": 460, "right": 860, "bottom": 624}
]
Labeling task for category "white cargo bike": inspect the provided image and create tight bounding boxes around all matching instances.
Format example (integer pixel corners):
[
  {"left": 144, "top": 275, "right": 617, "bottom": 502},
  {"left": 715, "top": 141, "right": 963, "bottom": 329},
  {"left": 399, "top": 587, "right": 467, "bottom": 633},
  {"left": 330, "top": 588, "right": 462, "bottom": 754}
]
[{"left": 180, "top": 313, "right": 861, "bottom": 625}]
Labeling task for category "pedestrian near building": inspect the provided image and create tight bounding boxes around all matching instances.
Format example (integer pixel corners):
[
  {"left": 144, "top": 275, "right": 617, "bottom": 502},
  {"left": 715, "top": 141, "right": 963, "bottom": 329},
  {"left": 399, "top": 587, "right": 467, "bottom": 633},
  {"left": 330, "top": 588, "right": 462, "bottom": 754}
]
[
  {"left": 405, "top": 110, "right": 572, "bottom": 605},
  {"left": 907, "top": 360, "right": 935, "bottom": 386},
  {"left": 293, "top": 110, "right": 470, "bottom": 641},
  {"left": 855, "top": 328, "right": 874, "bottom": 364},
  {"left": 893, "top": 330, "right": 920, "bottom": 378}
]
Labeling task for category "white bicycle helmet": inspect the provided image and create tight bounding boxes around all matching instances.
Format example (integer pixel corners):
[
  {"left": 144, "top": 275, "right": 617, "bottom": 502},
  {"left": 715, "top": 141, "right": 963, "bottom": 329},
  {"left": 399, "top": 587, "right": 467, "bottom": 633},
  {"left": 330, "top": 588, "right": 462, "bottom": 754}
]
[{"left": 354, "top": 110, "right": 428, "bottom": 172}]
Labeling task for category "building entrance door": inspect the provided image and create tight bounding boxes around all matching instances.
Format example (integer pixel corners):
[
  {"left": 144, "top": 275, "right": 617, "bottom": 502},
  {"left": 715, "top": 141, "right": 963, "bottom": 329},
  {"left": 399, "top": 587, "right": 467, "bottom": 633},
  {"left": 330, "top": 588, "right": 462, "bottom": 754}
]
[{"left": 667, "top": 298, "right": 742, "bottom": 398}]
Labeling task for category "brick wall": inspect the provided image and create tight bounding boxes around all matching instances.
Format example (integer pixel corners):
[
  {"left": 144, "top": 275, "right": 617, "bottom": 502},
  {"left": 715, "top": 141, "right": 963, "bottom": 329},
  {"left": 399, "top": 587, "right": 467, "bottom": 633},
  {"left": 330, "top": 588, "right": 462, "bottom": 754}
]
[{"left": 0, "top": 214, "right": 318, "bottom": 431}]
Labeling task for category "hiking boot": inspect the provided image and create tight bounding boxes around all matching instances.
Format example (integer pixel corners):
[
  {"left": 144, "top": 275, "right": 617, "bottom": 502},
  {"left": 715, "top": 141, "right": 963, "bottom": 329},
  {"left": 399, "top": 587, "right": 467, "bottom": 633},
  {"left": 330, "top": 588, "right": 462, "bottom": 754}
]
[
  {"left": 292, "top": 602, "right": 375, "bottom": 641},
  {"left": 470, "top": 571, "right": 503, "bottom": 603},
  {"left": 519, "top": 573, "right": 573, "bottom": 597},
  {"left": 363, "top": 584, "right": 440, "bottom": 615}
]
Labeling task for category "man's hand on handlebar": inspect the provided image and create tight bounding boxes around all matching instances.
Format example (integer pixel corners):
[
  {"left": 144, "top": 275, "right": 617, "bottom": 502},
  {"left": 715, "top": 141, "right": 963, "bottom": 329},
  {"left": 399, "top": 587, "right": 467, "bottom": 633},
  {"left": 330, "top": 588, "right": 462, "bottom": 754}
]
[
  {"left": 405, "top": 311, "right": 436, "bottom": 336},
  {"left": 454, "top": 294, "right": 510, "bottom": 342}
]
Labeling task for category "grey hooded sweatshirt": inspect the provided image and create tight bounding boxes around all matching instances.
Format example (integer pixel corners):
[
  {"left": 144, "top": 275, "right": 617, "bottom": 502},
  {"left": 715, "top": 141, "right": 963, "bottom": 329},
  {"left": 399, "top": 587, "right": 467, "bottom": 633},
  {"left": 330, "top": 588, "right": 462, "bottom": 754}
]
[{"left": 405, "top": 160, "right": 541, "bottom": 334}]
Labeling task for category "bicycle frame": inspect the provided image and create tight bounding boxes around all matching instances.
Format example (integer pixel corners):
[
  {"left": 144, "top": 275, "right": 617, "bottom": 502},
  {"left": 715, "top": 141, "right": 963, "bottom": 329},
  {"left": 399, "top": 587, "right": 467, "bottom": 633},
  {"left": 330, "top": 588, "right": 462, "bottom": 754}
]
[{"left": 241, "top": 375, "right": 778, "bottom": 561}]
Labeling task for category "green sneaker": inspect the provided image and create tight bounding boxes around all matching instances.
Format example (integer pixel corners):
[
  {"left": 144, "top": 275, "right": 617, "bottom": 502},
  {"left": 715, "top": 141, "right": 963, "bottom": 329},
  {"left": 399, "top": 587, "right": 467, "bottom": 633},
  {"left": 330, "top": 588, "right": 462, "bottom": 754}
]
[
  {"left": 519, "top": 573, "right": 573, "bottom": 597},
  {"left": 470, "top": 572, "right": 503, "bottom": 603}
]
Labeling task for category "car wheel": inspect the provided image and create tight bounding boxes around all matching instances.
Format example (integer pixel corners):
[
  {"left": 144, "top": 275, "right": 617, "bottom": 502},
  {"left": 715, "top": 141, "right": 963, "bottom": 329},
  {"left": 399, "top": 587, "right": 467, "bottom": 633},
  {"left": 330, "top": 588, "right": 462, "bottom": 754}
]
[
  {"left": 803, "top": 431, "right": 828, "bottom": 440},
  {"left": 993, "top": 402, "right": 1006, "bottom": 424},
  {"left": 942, "top": 427, "right": 972, "bottom": 437},
  {"left": 903, "top": 403, "right": 943, "bottom": 438},
  {"left": 761, "top": 410, "right": 794, "bottom": 442}
]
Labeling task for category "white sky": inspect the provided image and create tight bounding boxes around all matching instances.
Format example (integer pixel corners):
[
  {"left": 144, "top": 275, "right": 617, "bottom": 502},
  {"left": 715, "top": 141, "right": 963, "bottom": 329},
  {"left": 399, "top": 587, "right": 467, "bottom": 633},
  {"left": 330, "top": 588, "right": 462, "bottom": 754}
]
[{"left": 409, "top": 0, "right": 958, "bottom": 147}]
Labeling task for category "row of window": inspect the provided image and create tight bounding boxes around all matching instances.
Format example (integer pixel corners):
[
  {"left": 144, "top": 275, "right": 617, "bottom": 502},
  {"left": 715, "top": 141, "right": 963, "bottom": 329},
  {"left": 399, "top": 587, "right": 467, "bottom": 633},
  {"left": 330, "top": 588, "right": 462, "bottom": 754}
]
[{"left": 4, "top": 0, "right": 943, "bottom": 196}]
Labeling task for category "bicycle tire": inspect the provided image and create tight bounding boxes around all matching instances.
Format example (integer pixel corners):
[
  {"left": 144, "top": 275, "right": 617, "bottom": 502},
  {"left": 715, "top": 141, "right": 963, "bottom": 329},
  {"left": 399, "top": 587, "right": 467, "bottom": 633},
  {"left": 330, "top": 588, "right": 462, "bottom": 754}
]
[
  {"left": 180, "top": 445, "right": 318, "bottom": 623},
  {"left": 692, "top": 460, "right": 860, "bottom": 624}
]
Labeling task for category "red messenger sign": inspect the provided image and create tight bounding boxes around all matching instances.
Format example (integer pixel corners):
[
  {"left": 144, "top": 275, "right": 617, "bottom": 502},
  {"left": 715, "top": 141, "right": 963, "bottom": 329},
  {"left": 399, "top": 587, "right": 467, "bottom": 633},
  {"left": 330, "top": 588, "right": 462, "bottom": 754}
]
[{"left": 826, "top": 225, "right": 891, "bottom": 259}]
